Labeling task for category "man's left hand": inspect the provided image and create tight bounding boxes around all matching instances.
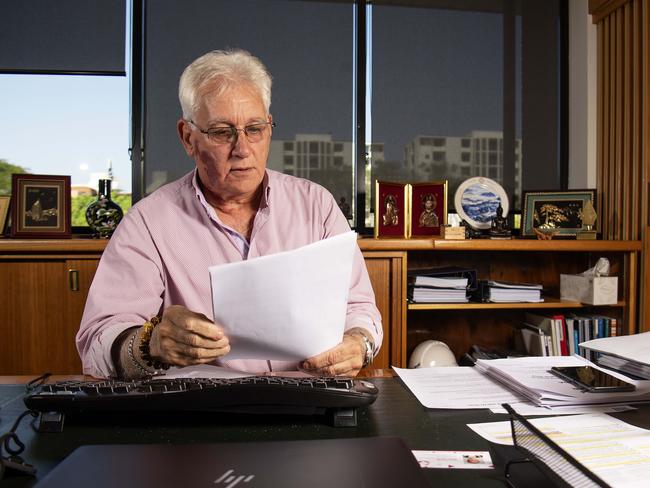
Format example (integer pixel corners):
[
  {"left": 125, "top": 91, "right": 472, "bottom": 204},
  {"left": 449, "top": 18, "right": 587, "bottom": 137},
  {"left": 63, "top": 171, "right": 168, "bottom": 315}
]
[{"left": 301, "top": 332, "right": 367, "bottom": 377}]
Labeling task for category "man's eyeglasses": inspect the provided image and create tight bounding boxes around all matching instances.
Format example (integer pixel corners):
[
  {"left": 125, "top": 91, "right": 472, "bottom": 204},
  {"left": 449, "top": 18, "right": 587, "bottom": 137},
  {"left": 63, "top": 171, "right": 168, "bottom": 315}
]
[{"left": 188, "top": 120, "right": 275, "bottom": 144}]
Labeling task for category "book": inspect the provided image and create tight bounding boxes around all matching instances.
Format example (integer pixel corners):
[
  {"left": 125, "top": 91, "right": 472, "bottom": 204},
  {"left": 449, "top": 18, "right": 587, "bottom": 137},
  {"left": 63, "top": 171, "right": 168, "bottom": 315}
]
[
  {"left": 519, "top": 323, "right": 549, "bottom": 356},
  {"left": 524, "top": 312, "right": 560, "bottom": 356}
]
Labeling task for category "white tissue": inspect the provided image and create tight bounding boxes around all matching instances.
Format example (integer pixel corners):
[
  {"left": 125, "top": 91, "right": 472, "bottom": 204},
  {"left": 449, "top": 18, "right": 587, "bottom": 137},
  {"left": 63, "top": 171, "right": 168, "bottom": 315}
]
[{"left": 580, "top": 257, "right": 610, "bottom": 277}]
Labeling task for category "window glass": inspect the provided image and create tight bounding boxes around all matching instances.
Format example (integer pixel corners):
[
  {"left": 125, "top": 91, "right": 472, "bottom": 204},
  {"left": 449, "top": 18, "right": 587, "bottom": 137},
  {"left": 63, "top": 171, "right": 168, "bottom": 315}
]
[
  {"left": 0, "top": 74, "right": 131, "bottom": 226},
  {"left": 145, "top": 0, "right": 354, "bottom": 218},
  {"left": 370, "top": 5, "right": 504, "bottom": 219}
]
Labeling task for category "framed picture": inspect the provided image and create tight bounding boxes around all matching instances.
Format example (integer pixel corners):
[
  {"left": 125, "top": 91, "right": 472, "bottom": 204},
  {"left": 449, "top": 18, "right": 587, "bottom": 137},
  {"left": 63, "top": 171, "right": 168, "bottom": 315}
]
[
  {"left": 409, "top": 181, "right": 448, "bottom": 238},
  {"left": 521, "top": 190, "right": 597, "bottom": 237},
  {"left": 374, "top": 180, "right": 409, "bottom": 238},
  {"left": 0, "top": 196, "right": 10, "bottom": 235},
  {"left": 11, "top": 174, "right": 71, "bottom": 238}
]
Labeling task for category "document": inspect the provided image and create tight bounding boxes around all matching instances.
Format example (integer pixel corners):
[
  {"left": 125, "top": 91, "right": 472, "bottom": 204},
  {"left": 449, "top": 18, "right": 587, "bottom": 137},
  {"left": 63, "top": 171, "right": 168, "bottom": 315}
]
[
  {"left": 209, "top": 231, "right": 356, "bottom": 360},
  {"left": 475, "top": 355, "right": 650, "bottom": 407},
  {"left": 468, "top": 413, "right": 650, "bottom": 488},
  {"left": 392, "top": 366, "right": 525, "bottom": 409}
]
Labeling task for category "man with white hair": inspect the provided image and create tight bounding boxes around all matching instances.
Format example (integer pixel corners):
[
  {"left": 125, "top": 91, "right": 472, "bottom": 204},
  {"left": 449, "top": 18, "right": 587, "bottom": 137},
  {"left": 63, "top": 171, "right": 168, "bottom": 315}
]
[{"left": 77, "top": 49, "right": 382, "bottom": 379}]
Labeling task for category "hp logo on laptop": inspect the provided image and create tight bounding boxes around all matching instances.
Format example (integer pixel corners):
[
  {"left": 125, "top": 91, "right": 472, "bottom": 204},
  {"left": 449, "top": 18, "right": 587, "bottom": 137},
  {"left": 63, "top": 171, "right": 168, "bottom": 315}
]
[{"left": 214, "top": 469, "right": 255, "bottom": 487}]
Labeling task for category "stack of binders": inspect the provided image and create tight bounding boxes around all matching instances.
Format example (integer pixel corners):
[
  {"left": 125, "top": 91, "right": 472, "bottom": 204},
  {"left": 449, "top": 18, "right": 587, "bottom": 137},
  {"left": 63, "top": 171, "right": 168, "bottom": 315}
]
[
  {"left": 473, "top": 280, "right": 543, "bottom": 303},
  {"left": 407, "top": 266, "right": 476, "bottom": 303}
]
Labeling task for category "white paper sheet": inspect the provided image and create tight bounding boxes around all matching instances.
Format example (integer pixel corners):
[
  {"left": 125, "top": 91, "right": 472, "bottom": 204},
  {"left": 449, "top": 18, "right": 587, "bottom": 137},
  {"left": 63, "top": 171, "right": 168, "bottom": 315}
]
[
  {"left": 158, "top": 364, "right": 254, "bottom": 379},
  {"left": 392, "top": 366, "right": 525, "bottom": 409},
  {"left": 468, "top": 414, "right": 650, "bottom": 488},
  {"left": 209, "top": 231, "right": 356, "bottom": 361}
]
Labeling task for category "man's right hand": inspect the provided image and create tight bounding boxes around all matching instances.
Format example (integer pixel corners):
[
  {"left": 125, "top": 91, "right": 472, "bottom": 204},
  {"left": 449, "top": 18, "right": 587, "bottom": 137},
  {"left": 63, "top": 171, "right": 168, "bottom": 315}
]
[{"left": 149, "top": 305, "right": 230, "bottom": 367}]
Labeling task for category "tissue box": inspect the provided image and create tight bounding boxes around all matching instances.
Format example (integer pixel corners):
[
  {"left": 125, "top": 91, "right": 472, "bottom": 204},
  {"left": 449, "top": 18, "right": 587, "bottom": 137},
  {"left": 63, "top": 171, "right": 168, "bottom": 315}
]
[{"left": 560, "top": 274, "right": 618, "bottom": 305}]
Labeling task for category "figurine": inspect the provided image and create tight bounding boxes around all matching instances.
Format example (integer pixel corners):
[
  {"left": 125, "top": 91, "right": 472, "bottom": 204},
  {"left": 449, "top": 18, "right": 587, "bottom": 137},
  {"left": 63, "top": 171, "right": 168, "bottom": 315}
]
[
  {"left": 418, "top": 193, "right": 439, "bottom": 227},
  {"left": 576, "top": 200, "right": 597, "bottom": 239},
  {"left": 382, "top": 194, "right": 399, "bottom": 226},
  {"left": 489, "top": 204, "right": 512, "bottom": 238}
]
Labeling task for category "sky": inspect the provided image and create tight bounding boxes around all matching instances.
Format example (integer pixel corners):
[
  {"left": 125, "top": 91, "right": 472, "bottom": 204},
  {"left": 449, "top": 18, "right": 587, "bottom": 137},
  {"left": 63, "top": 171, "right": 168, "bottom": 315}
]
[{"left": 0, "top": 74, "right": 131, "bottom": 191}]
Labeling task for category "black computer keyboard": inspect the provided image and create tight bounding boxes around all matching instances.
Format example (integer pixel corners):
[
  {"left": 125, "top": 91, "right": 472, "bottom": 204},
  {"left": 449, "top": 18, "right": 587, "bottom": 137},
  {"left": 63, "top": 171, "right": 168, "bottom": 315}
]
[{"left": 24, "top": 376, "right": 379, "bottom": 428}]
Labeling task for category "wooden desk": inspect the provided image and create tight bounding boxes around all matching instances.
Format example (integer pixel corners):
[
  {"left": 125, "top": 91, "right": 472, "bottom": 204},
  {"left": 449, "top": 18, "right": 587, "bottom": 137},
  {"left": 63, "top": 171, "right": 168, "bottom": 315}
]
[{"left": 0, "top": 373, "right": 508, "bottom": 487}]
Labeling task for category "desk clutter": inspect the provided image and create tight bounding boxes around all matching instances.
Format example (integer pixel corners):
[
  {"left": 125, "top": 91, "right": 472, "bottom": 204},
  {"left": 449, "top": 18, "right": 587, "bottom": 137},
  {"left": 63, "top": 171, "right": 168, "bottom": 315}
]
[{"left": 394, "top": 332, "right": 650, "bottom": 487}]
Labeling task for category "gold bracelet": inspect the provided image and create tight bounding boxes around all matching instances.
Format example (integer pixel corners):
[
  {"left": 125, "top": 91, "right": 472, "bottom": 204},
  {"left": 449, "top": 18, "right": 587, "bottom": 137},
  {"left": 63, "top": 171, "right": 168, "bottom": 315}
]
[{"left": 138, "top": 316, "right": 170, "bottom": 371}]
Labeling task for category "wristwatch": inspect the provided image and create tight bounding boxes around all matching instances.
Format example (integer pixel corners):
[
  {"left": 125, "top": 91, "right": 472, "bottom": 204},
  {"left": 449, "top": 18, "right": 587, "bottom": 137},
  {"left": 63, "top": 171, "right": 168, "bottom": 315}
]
[{"left": 359, "top": 334, "right": 374, "bottom": 368}]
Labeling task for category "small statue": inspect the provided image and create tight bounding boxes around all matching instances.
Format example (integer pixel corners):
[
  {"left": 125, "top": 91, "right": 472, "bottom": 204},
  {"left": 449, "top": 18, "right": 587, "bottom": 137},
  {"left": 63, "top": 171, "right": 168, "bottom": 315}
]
[
  {"left": 579, "top": 200, "right": 597, "bottom": 231},
  {"left": 489, "top": 204, "right": 512, "bottom": 238},
  {"left": 577, "top": 199, "right": 597, "bottom": 240}
]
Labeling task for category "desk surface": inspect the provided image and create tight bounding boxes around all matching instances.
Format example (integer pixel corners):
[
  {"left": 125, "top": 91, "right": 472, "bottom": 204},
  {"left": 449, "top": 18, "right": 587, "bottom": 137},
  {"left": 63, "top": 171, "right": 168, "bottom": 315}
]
[{"left": 0, "top": 374, "right": 515, "bottom": 488}]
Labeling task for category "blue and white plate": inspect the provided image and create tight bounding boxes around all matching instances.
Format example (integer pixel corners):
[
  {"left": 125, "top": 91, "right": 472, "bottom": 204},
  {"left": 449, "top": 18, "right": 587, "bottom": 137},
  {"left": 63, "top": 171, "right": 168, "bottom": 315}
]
[{"left": 454, "top": 177, "right": 509, "bottom": 230}]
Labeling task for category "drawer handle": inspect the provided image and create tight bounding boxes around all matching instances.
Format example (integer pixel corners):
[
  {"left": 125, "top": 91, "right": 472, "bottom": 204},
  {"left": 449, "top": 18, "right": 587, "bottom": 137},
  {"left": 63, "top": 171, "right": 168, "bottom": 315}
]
[{"left": 69, "top": 269, "right": 79, "bottom": 291}]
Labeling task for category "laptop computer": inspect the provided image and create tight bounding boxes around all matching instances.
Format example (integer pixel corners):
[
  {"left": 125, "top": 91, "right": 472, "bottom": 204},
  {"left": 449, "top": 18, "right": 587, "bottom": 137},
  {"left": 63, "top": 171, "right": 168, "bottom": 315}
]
[{"left": 37, "top": 436, "right": 430, "bottom": 488}]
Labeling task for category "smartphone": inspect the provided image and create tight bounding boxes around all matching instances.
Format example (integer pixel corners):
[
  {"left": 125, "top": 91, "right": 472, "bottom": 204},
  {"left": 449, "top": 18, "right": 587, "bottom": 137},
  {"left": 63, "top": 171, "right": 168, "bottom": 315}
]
[{"left": 549, "top": 366, "right": 636, "bottom": 393}]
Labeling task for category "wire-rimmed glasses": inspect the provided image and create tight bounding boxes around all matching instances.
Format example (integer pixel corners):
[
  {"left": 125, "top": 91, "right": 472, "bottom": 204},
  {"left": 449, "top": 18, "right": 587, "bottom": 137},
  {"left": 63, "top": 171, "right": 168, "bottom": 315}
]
[{"left": 188, "top": 120, "right": 275, "bottom": 144}]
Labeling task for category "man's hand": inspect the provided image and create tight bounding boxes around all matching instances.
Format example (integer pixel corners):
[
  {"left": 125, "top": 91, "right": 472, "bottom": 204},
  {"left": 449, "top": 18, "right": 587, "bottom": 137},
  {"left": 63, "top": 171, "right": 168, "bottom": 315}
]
[
  {"left": 301, "top": 332, "right": 368, "bottom": 377},
  {"left": 149, "top": 305, "right": 230, "bottom": 367}
]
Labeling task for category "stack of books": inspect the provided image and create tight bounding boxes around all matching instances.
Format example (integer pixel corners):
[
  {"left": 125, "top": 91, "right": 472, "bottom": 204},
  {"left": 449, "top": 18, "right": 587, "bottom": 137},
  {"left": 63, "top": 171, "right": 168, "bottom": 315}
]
[
  {"left": 519, "top": 312, "right": 619, "bottom": 358},
  {"left": 407, "top": 267, "right": 475, "bottom": 303},
  {"left": 580, "top": 332, "right": 650, "bottom": 380}
]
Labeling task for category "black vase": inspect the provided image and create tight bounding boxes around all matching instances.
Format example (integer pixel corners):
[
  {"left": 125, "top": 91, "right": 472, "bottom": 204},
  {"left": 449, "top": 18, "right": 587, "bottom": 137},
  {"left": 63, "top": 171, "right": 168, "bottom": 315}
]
[{"left": 85, "top": 179, "right": 123, "bottom": 238}]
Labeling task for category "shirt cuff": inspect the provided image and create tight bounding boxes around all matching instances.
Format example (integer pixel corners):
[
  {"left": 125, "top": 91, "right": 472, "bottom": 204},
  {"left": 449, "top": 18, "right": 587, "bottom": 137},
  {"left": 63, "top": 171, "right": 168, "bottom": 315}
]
[
  {"left": 84, "top": 323, "right": 139, "bottom": 378},
  {"left": 345, "top": 315, "right": 382, "bottom": 355}
]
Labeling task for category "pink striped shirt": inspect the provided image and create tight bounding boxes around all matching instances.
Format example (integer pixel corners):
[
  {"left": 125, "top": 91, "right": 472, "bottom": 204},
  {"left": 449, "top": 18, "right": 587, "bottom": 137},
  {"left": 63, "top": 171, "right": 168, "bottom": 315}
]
[{"left": 76, "top": 169, "right": 382, "bottom": 378}]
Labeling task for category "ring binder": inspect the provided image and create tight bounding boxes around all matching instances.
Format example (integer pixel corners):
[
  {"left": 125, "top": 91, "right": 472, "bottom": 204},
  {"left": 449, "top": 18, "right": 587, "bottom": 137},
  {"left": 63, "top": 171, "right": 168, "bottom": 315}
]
[{"left": 502, "top": 404, "right": 611, "bottom": 488}]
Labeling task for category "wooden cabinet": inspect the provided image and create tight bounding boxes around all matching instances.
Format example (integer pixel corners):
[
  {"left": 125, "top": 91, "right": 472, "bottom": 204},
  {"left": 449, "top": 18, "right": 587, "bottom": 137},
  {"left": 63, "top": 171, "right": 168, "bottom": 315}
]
[
  {"left": 0, "top": 240, "right": 103, "bottom": 374},
  {"left": 0, "top": 238, "right": 641, "bottom": 374},
  {"left": 359, "top": 238, "right": 641, "bottom": 368}
]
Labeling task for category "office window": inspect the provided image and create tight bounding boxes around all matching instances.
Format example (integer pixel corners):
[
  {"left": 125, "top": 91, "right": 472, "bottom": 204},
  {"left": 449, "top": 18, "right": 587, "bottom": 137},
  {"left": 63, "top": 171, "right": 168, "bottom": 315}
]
[
  {"left": 0, "top": 0, "right": 130, "bottom": 228},
  {"left": 0, "top": 75, "right": 130, "bottom": 227},
  {"left": 140, "top": 0, "right": 563, "bottom": 230}
]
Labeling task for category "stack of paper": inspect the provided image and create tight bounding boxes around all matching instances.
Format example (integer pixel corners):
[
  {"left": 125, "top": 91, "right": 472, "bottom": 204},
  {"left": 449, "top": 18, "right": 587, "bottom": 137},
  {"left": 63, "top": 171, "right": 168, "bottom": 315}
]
[
  {"left": 486, "top": 280, "right": 543, "bottom": 303},
  {"left": 474, "top": 355, "right": 650, "bottom": 407},
  {"left": 580, "top": 332, "right": 650, "bottom": 380}
]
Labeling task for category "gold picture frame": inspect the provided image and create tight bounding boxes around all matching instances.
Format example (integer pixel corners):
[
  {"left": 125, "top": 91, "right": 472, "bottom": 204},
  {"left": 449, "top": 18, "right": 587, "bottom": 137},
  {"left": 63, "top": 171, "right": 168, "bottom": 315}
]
[
  {"left": 408, "top": 181, "right": 448, "bottom": 238},
  {"left": 374, "top": 180, "right": 409, "bottom": 238}
]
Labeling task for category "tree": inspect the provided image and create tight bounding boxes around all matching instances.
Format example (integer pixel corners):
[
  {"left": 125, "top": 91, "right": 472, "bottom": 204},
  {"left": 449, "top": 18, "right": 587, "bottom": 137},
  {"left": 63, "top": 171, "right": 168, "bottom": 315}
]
[
  {"left": 0, "top": 159, "right": 29, "bottom": 195},
  {"left": 534, "top": 203, "right": 569, "bottom": 228}
]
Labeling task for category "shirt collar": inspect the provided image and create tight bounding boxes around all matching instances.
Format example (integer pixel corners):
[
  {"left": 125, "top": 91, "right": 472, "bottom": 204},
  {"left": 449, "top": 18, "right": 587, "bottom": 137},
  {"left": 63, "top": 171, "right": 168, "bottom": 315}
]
[{"left": 191, "top": 168, "right": 271, "bottom": 213}]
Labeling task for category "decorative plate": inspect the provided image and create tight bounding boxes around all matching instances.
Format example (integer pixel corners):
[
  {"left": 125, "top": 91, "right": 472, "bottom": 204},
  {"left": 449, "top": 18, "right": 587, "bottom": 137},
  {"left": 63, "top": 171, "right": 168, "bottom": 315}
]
[{"left": 454, "top": 177, "right": 509, "bottom": 230}]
